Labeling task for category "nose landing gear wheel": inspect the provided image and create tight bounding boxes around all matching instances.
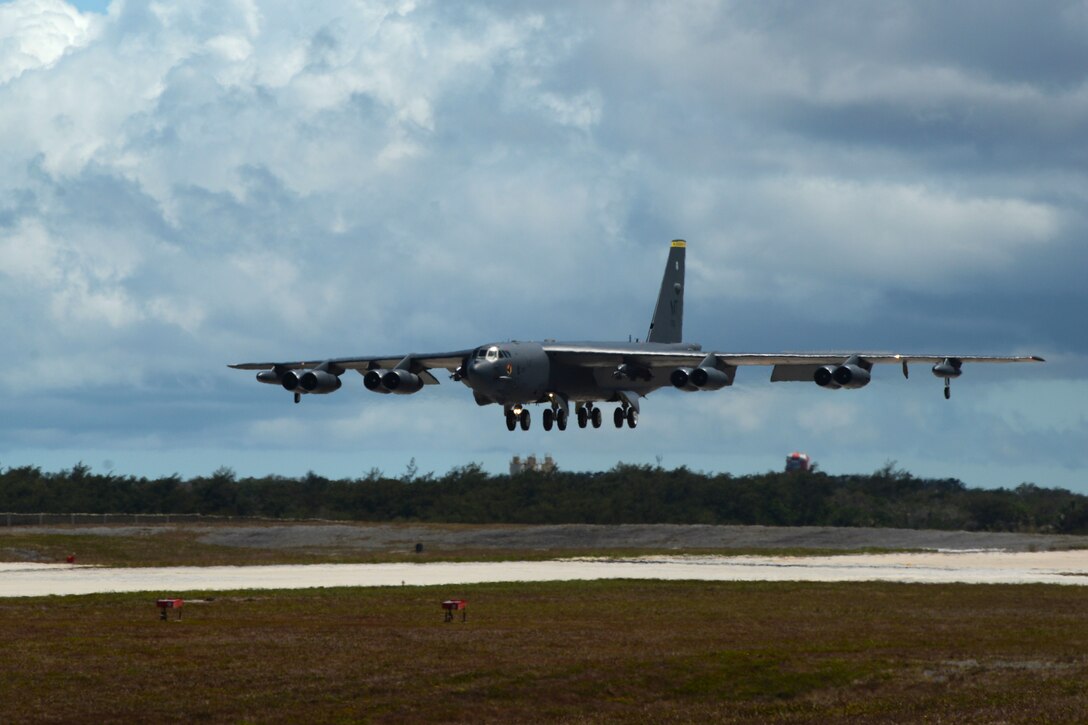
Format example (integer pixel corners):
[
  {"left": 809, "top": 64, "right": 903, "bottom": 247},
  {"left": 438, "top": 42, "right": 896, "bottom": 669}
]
[
  {"left": 543, "top": 408, "right": 554, "bottom": 431},
  {"left": 626, "top": 408, "right": 638, "bottom": 428},
  {"left": 556, "top": 408, "right": 568, "bottom": 431},
  {"left": 614, "top": 407, "right": 624, "bottom": 428},
  {"left": 519, "top": 409, "right": 531, "bottom": 431},
  {"left": 591, "top": 407, "right": 602, "bottom": 428}
]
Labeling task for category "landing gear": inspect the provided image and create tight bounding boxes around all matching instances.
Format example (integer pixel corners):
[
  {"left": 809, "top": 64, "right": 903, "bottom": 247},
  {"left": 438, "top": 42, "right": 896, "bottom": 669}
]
[
  {"left": 614, "top": 406, "right": 638, "bottom": 428},
  {"left": 543, "top": 408, "right": 554, "bottom": 431},
  {"left": 578, "top": 404, "right": 603, "bottom": 429},
  {"left": 556, "top": 408, "right": 568, "bottom": 431},
  {"left": 506, "top": 409, "right": 517, "bottom": 431},
  {"left": 519, "top": 409, "right": 531, "bottom": 431}
]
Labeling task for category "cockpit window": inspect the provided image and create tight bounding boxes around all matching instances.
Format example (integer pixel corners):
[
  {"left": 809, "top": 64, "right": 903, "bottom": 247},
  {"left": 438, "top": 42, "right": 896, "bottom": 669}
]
[{"left": 485, "top": 346, "right": 500, "bottom": 363}]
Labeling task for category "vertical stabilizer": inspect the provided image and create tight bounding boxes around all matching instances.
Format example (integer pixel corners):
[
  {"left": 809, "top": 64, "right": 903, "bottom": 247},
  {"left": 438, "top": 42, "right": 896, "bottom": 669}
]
[{"left": 647, "top": 240, "right": 686, "bottom": 343}]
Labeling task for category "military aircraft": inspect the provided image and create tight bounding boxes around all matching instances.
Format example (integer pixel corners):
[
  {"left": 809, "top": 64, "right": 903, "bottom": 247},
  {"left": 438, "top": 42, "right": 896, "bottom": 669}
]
[{"left": 230, "top": 241, "right": 1044, "bottom": 431}]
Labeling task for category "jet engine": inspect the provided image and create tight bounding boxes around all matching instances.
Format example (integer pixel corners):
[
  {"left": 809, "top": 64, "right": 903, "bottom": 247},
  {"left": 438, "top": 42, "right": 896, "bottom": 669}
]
[
  {"left": 280, "top": 370, "right": 304, "bottom": 392},
  {"left": 300, "top": 370, "right": 342, "bottom": 394},
  {"left": 690, "top": 366, "right": 730, "bottom": 391},
  {"left": 670, "top": 368, "right": 699, "bottom": 391},
  {"left": 671, "top": 365, "right": 732, "bottom": 391},
  {"left": 363, "top": 369, "right": 391, "bottom": 393},
  {"left": 932, "top": 358, "right": 963, "bottom": 378},
  {"left": 813, "top": 365, "right": 841, "bottom": 389},
  {"left": 832, "top": 364, "right": 871, "bottom": 389},
  {"left": 815, "top": 363, "right": 870, "bottom": 389},
  {"left": 381, "top": 369, "right": 424, "bottom": 394}
]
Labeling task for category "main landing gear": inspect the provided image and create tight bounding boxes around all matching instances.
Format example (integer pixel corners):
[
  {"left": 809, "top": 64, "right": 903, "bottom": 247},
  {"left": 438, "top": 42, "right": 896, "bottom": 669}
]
[
  {"left": 505, "top": 408, "right": 531, "bottom": 431},
  {"left": 613, "top": 406, "right": 637, "bottom": 429},
  {"left": 576, "top": 404, "right": 603, "bottom": 429},
  {"left": 506, "top": 403, "right": 633, "bottom": 431},
  {"left": 542, "top": 407, "right": 568, "bottom": 431}
]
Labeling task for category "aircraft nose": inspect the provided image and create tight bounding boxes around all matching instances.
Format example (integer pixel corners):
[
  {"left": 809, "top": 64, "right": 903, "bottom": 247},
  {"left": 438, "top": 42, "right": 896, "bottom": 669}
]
[{"left": 471, "top": 359, "right": 498, "bottom": 380}]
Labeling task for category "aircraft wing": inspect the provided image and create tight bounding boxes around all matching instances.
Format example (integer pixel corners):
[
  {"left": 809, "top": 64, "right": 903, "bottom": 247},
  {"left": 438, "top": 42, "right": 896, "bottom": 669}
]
[
  {"left": 543, "top": 344, "right": 1044, "bottom": 379},
  {"left": 229, "top": 350, "right": 473, "bottom": 384}
]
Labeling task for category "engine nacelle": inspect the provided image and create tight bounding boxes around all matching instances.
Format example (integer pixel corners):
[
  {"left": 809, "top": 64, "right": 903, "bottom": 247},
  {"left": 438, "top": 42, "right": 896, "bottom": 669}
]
[
  {"left": 832, "top": 364, "right": 871, "bottom": 389},
  {"left": 814, "top": 365, "right": 841, "bottom": 389},
  {"left": 363, "top": 369, "right": 391, "bottom": 394},
  {"left": 932, "top": 358, "right": 963, "bottom": 379},
  {"left": 280, "top": 370, "right": 304, "bottom": 392},
  {"left": 381, "top": 369, "right": 423, "bottom": 394},
  {"left": 690, "top": 366, "right": 730, "bottom": 391},
  {"left": 670, "top": 368, "right": 699, "bottom": 392},
  {"left": 300, "top": 370, "right": 342, "bottom": 394}
]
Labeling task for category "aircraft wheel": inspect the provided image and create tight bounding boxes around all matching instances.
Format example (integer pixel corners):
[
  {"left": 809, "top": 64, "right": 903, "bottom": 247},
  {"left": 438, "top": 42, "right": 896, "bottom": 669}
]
[
  {"left": 505, "top": 411, "right": 516, "bottom": 431},
  {"left": 627, "top": 408, "right": 638, "bottom": 428},
  {"left": 614, "top": 407, "right": 624, "bottom": 428},
  {"left": 556, "top": 408, "right": 568, "bottom": 431},
  {"left": 591, "top": 407, "right": 602, "bottom": 428},
  {"left": 519, "top": 409, "right": 531, "bottom": 431},
  {"left": 577, "top": 407, "right": 588, "bottom": 428},
  {"left": 543, "top": 408, "right": 554, "bottom": 431}
]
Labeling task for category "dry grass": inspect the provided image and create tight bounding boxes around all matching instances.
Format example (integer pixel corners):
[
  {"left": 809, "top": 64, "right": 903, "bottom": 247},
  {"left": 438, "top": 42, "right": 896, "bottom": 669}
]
[
  {"left": 0, "top": 527, "right": 918, "bottom": 567},
  {"left": 2, "top": 580, "right": 1086, "bottom": 723}
]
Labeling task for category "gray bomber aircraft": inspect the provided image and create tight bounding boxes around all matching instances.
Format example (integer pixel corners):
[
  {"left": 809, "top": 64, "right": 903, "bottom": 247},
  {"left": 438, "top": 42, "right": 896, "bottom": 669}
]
[{"left": 230, "top": 240, "right": 1044, "bottom": 431}]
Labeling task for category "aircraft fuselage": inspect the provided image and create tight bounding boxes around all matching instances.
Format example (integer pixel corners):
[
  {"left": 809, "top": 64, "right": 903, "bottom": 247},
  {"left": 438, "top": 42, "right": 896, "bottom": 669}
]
[{"left": 463, "top": 340, "right": 703, "bottom": 406}]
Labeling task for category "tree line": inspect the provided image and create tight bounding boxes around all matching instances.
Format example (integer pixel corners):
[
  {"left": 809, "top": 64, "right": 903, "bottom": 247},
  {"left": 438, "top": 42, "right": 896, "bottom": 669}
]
[{"left": 1, "top": 461, "right": 1086, "bottom": 534}]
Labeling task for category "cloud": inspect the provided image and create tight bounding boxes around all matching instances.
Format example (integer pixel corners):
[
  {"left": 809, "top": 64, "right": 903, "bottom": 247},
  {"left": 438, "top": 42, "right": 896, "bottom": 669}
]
[
  {"left": 0, "top": 1, "right": 1083, "bottom": 489},
  {"left": 0, "top": 0, "right": 99, "bottom": 84}
]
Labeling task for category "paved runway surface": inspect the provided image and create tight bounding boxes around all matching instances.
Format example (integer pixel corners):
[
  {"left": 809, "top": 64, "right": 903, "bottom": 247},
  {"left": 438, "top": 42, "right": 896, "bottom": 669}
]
[{"left": 3, "top": 550, "right": 1087, "bottom": 597}]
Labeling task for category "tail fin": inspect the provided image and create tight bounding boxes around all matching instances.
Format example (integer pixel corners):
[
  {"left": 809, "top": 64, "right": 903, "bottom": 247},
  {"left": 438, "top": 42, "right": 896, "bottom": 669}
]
[{"left": 647, "top": 240, "right": 686, "bottom": 343}]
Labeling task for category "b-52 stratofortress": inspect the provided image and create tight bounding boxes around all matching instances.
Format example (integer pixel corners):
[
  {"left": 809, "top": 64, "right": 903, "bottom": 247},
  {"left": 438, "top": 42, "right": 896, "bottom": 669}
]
[{"left": 230, "top": 241, "right": 1044, "bottom": 431}]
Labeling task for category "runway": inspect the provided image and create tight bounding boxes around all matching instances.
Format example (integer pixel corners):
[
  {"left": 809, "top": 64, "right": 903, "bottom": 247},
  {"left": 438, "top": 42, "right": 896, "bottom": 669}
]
[{"left": 3, "top": 550, "right": 1087, "bottom": 597}]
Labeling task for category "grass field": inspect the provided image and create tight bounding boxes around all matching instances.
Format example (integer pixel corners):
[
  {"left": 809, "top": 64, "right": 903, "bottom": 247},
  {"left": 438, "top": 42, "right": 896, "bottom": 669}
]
[
  {"left": 0, "top": 527, "right": 918, "bottom": 567},
  {"left": 2, "top": 580, "right": 1087, "bottom": 722}
]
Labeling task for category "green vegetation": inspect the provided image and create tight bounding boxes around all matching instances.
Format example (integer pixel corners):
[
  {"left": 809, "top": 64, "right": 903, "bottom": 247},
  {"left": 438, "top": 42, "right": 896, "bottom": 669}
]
[
  {"left": 2, "top": 580, "right": 1086, "bottom": 722},
  {"left": 2, "top": 461, "right": 1087, "bottom": 533}
]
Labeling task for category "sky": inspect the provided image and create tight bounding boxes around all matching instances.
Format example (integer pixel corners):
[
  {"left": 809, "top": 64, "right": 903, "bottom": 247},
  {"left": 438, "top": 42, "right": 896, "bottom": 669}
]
[{"left": 0, "top": 0, "right": 1085, "bottom": 490}]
